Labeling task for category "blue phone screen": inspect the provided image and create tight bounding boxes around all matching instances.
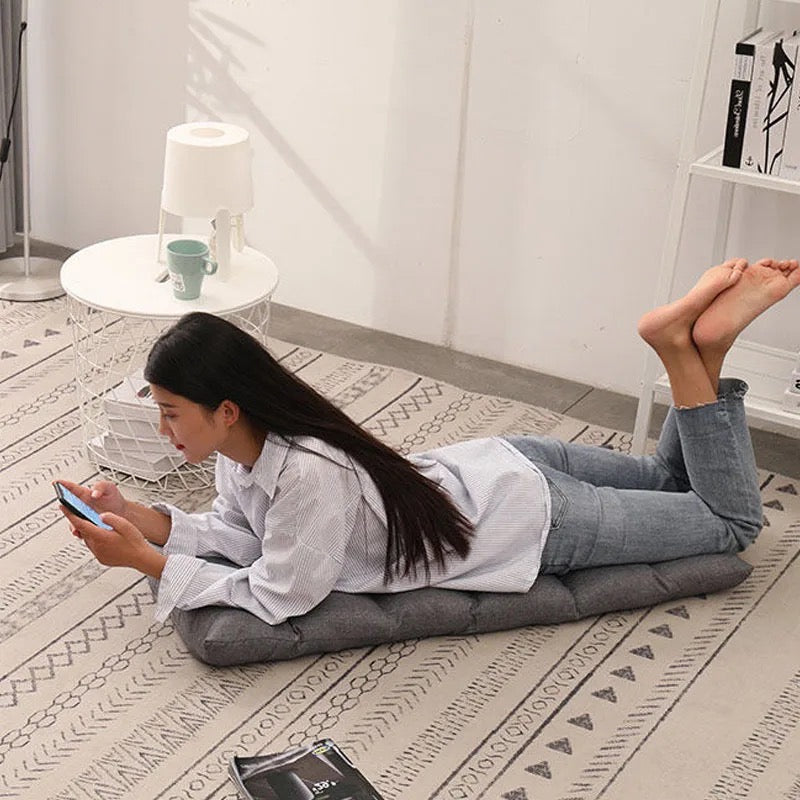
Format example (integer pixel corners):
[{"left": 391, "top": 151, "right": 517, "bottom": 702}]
[{"left": 57, "top": 484, "right": 113, "bottom": 530}]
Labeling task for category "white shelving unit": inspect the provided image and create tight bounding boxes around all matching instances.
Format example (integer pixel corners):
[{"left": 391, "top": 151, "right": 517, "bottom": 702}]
[
  {"left": 631, "top": 0, "right": 800, "bottom": 452},
  {"left": 691, "top": 145, "right": 800, "bottom": 193}
]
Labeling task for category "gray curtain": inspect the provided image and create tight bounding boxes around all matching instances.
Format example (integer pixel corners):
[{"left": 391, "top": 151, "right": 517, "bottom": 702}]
[{"left": 0, "top": 0, "right": 22, "bottom": 253}]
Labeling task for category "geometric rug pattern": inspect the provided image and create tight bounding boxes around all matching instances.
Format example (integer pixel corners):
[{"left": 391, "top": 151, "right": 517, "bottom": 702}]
[{"left": 2, "top": 296, "right": 799, "bottom": 799}]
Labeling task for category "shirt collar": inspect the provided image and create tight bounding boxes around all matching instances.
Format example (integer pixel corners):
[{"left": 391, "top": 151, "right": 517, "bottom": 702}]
[
  {"left": 227, "top": 433, "right": 290, "bottom": 494},
  {"left": 226, "top": 434, "right": 354, "bottom": 495}
]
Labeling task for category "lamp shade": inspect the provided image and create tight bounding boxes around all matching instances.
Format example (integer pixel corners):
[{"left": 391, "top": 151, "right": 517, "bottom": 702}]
[{"left": 160, "top": 122, "right": 253, "bottom": 217}]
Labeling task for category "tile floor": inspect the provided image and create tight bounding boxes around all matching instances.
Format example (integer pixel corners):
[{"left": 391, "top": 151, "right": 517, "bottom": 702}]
[{"left": 3, "top": 238, "right": 797, "bottom": 477}]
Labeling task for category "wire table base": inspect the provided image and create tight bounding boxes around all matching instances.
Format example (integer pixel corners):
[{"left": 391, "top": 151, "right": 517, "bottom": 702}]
[{"left": 67, "top": 297, "right": 271, "bottom": 492}]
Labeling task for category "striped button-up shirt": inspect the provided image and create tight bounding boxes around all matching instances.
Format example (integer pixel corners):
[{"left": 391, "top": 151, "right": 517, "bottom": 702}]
[{"left": 153, "top": 435, "right": 551, "bottom": 625}]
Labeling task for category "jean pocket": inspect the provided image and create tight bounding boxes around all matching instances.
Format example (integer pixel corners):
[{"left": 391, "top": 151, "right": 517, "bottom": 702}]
[{"left": 546, "top": 477, "right": 569, "bottom": 530}]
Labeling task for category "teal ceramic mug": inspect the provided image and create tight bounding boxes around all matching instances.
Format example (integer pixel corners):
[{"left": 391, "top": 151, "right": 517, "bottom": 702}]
[{"left": 166, "top": 239, "right": 218, "bottom": 300}]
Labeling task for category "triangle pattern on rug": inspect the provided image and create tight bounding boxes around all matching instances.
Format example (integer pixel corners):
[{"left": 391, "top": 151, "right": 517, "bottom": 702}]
[
  {"left": 764, "top": 499, "right": 784, "bottom": 511},
  {"left": 503, "top": 788, "right": 530, "bottom": 799},
  {"left": 611, "top": 666, "right": 636, "bottom": 682},
  {"left": 525, "top": 761, "right": 552, "bottom": 779},
  {"left": 568, "top": 713, "right": 594, "bottom": 730},
  {"left": 631, "top": 645, "right": 655, "bottom": 659},
  {"left": 667, "top": 605, "right": 690, "bottom": 619},
  {"left": 777, "top": 483, "right": 797, "bottom": 494},
  {"left": 547, "top": 737, "right": 573, "bottom": 755},
  {"left": 1, "top": 351, "right": 16, "bottom": 359},
  {"left": 649, "top": 624, "right": 673, "bottom": 638},
  {"left": 592, "top": 687, "right": 617, "bottom": 703}
]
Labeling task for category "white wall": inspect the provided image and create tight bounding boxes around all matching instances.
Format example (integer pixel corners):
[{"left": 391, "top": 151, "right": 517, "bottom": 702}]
[
  {"left": 27, "top": 0, "right": 800, "bottom": 395},
  {"left": 456, "top": 1, "right": 698, "bottom": 381},
  {"left": 26, "top": 1, "right": 189, "bottom": 244},
  {"left": 183, "top": 1, "right": 469, "bottom": 346}
]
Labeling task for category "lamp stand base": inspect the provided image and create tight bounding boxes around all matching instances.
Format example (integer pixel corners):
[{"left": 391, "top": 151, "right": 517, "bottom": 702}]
[{"left": 0, "top": 256, "right": 65, "bottom": 301}]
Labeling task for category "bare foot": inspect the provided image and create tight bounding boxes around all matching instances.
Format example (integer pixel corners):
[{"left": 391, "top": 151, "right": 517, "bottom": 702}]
[
  {"left": 637, "top": 258, "right": 747, "bottom": 352},
  {"left": 692, "top": 258, "right": 800, "bottom": 355}
]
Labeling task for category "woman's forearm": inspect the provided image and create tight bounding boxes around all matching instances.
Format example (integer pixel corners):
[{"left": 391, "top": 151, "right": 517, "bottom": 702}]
[
  {"left": 136, "top": 546, "right": 168, "bottom": 579},
  {"left": 122, "top": 501, "right": 172, "bottom": 546}
]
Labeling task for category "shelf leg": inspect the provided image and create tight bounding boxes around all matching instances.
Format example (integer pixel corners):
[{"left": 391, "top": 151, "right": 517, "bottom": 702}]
[
  {"left": 632, "top": 350, "right": 659, "bottom": 454},
  {"left": 632, "top": 163, "right": 693, "bottom": 452},
  {"left": 712, "top": 182, "right": 735, "bottom": 264},
  {"left": 632, "top": 0, "right": 724, "bottom": 452}
]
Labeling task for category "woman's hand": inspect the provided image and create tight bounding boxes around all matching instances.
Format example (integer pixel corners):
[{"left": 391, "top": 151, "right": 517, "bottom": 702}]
[
  {"left": 56, "top": 478, "right": 172, "bottom": 546},
  {"left": 56, "top": 478, "right": 128, "bottom": 517},
  {"left": 62, "top": 508, "right": 167, "bottom": 579}
]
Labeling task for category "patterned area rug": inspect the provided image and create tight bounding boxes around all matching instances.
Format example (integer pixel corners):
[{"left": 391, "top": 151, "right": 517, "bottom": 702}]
[{"left": 2, "top": 297, "right": 799, "bottom": 800}]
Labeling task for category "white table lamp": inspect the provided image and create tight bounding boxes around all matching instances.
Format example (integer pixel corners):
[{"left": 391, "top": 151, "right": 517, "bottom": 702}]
[{"left": 157, "top": 122, "right": 253, "bottom": 282}]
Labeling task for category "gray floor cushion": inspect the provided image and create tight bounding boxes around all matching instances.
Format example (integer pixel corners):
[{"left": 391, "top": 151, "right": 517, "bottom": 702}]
[{"left": 159, "top": 553, "right": 753, "bottom": 666}]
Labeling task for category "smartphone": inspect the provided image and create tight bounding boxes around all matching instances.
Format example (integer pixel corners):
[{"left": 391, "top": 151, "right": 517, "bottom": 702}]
[{"left": 54, "top": 482, "right": 113, "bottom": 530}]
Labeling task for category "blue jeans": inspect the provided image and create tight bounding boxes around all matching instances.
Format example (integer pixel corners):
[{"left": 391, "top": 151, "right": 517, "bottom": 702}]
[{"left": 505, "top": 379, "right": 763, "bottom": 574}]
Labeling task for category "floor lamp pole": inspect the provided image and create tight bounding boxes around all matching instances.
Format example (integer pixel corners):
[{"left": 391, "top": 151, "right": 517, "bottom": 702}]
[{"left": 0, "top": 0, "right": 64, "bottom": 302}]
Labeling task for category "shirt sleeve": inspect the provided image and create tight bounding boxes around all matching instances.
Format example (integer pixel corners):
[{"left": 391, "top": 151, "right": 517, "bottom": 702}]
[
  {"left": 152, "top": 491, "right": 263, "bottom": 565},
  {"left": 151, "top": 450, "right": 264, "bottom": 565},
  {"left": 153, "top": 450, "right": 362, "bottom": 625}
]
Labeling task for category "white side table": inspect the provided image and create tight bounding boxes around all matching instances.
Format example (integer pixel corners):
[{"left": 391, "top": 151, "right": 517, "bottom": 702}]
[{"left": 61, "top": 234, "right": 279, "bottom": 491}]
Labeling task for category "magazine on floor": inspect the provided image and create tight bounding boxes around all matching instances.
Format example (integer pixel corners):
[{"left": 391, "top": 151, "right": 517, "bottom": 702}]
[{"left": 228, "top": 739, "right": 384, "bottom": 800}]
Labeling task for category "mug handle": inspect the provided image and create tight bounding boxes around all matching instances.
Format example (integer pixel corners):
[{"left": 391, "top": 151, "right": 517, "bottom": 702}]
[{"left": 203, "top": 257, "right": 218, "bottom": 276}]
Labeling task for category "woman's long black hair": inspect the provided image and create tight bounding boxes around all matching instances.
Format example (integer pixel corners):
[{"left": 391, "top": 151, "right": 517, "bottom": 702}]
[{"left": 144, "top": 312, "right": 473, "bottom": 582}]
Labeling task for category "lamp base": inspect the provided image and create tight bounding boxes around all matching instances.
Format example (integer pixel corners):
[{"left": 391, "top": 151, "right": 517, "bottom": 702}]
[{"left": 0, "top": 256, "right": 65, "bottom": 301}]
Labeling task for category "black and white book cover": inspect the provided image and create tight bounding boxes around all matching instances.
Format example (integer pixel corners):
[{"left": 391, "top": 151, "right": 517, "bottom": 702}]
[
  {"left": 723, "top": 27, "right": 767, "bottom": 167},
  {"left": 779, "top": 32, "right": 800, "bottom": 179},
  {"left": 229, "top": 739, "right": 384, "bottom": 800},
  {"left": 757, "top": 33, "right": 797, "bottom": 174},
  {"left": 740, "top": 29, "right": 785, "bottom": 172}
]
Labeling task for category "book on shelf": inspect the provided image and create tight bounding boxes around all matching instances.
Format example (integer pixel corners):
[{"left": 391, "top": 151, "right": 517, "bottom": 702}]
[
  {"left": 104, "top": 370, "right": 163, "bottom": 442},
  {"left": 723, "top": 27, "right": 770, "bottom": 168},
  {"left": 104, "top": 371, "right": 160, "bottom": 422},
  {"left": 94, "top": 430, "right": 176, "bottom": 458},
  {"left": 107, "top": 415, "right": 162, "bottom": 440},
  {"left": 228, "top": 739, "right": 384, "bottom": 799},
  {"left": 99, "top": 370, "right": 177, "bottom": 480},
  {"left": 761, "top": 32, "right": 799, "bottom": 175},
  {"left": 89, "top": 435, "right": 183, "bottom": 482},
  {"left": 740, "top": 29, "right": 784, "bottom": 173},
  {"left": 783, "top": 387, "right": 800, "bottom": 411},
  {"left": 779, "top": 32, "right": 800, "bottom": 179}
]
